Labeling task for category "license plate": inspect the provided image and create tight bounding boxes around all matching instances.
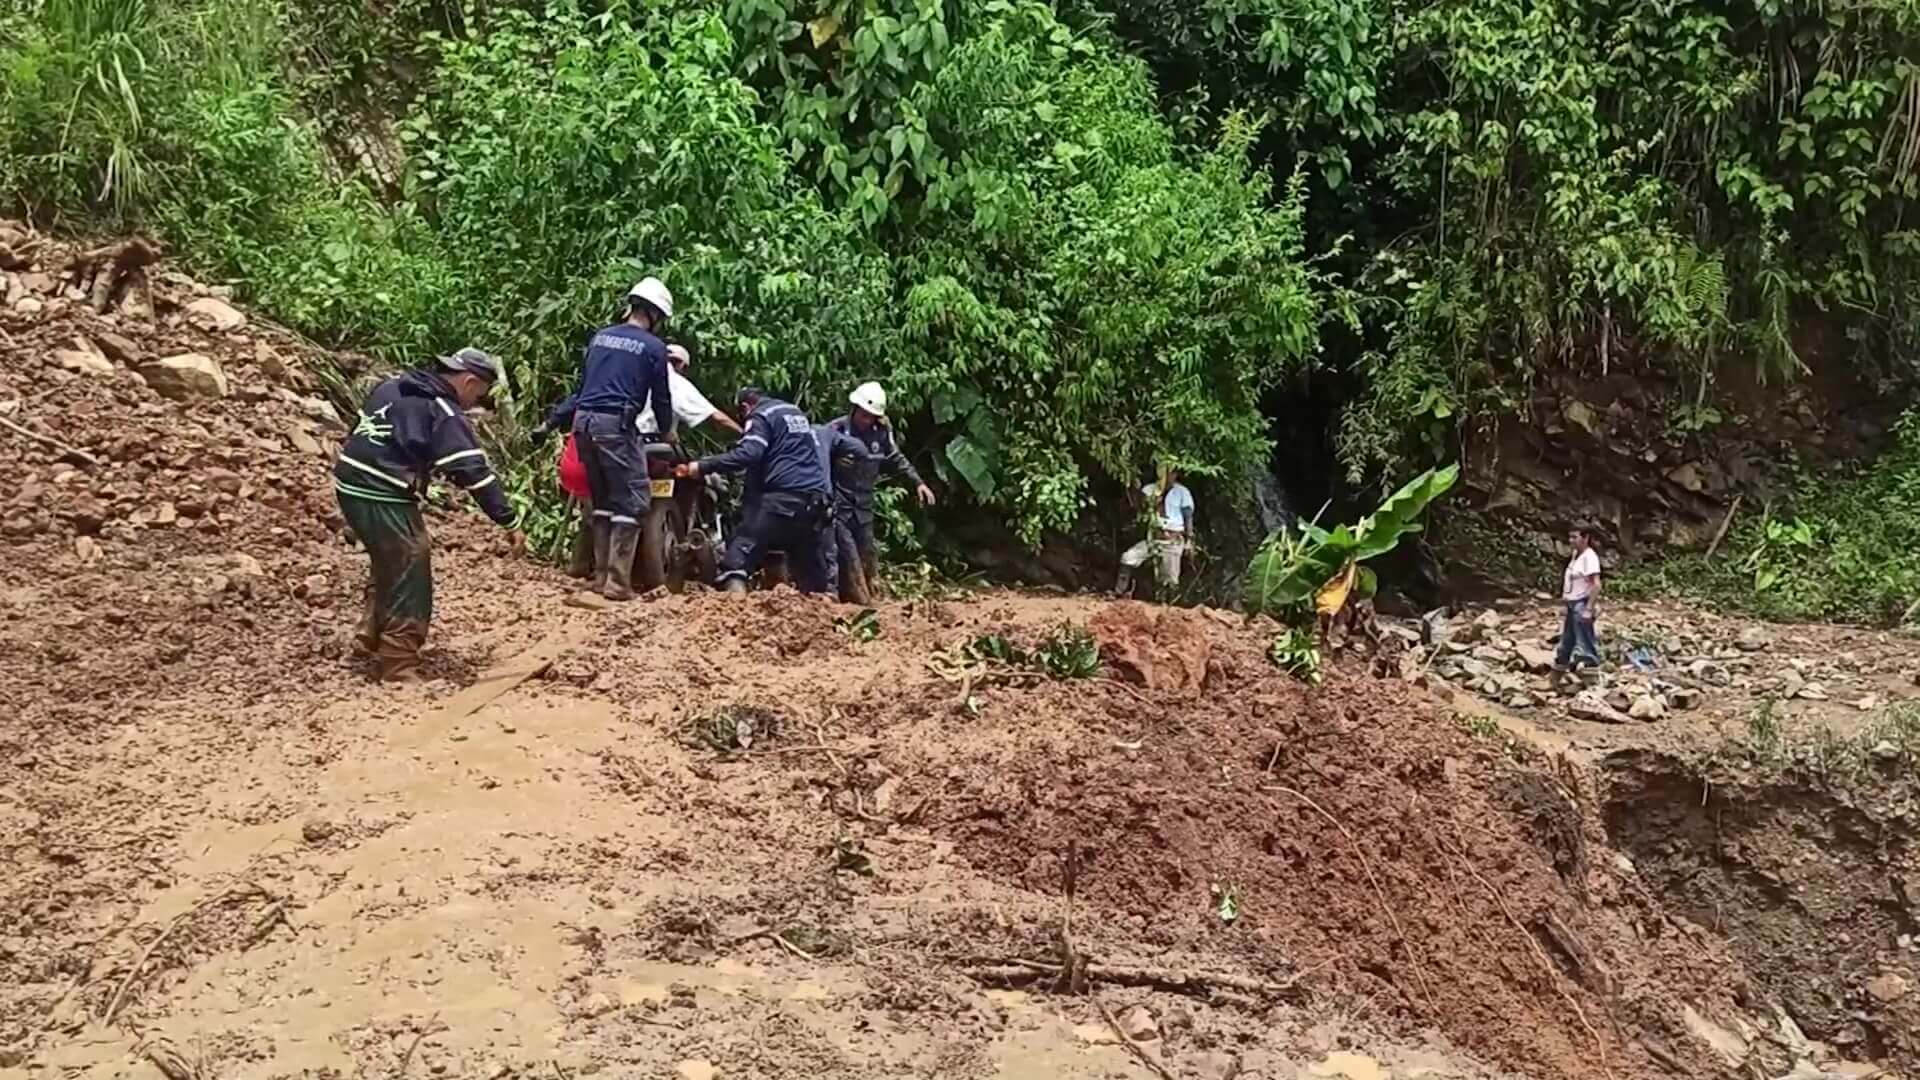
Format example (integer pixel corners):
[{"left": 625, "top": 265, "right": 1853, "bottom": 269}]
[{"left": 650, "top": 479, "right": 675, "bottom": 498}]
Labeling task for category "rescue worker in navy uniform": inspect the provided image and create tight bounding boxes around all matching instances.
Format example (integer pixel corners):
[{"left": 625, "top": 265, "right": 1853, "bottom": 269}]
[
  {"left": 675, "top": 388, "right": 837, "bottom": 594},
  {"left": 826, "top": 381, "right": 936, "bottom": 604},
  {"left": 559, "top": 277, "right": 678, "bottom": 601},
  {"left": 333, "top": 348, "right": 518, "bottom": 681}
]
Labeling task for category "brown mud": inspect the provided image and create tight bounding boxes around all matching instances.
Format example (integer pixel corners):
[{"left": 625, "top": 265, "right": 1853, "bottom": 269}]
[{"left": 2, "top": 229, "right": 1916, "bottom": 1080}]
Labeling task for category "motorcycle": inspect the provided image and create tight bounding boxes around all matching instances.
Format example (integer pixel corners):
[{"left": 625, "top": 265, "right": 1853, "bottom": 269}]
[{"left": 635, "top": 440, "right": 723, "bottom": 592}]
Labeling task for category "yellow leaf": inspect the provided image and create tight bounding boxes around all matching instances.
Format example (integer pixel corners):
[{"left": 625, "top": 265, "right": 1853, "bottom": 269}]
[{"left": 809, "top": 14, "right": 841, "bottom": 47}]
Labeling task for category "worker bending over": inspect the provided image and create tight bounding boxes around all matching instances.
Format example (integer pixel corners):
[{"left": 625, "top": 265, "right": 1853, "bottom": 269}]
[
  {"left": 825, "top": 381, "right": 935, "bottom": 603},
  {"left": 333, "top": 348, "right": 517, "bottom": 681},
  {"left": 676, "top": 388, "right": 836, "bottom": 594}
]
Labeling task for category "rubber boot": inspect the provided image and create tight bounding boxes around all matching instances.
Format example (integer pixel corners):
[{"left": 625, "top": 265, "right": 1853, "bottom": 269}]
[
  {"left": 721, "top": 575, "right": 748, "bottom": 595},
  {"left": 566, "top": 517, "right": 594, "bottom": 579},
  {"left": 861, "top": 548, "right": 882, "bottom": 602},
  {"left": 603, "top": 522, "right": 640, "bottom": 601},
  {"left": 589, "top": 520, "right": 612, "bottom": 591}
]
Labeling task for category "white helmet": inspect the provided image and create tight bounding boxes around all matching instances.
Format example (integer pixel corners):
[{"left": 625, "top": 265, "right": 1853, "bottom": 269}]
[
  {"left": 849, "top": 381, "right": 887, "bottom": 418},
  {"left": 667, "top": 343, "right": 691, "bottom": 367},
  {"left": 627, "top": 277, "right": 674, "bottom": 320}
]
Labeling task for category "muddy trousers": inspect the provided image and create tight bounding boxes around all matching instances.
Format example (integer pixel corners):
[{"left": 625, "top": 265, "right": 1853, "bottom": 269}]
[
  {"left": 833, "top": 511, "right": 881, "bottom": 604},
  {"left": 339, "top": 492, "right": 433, "bottom": 681}
]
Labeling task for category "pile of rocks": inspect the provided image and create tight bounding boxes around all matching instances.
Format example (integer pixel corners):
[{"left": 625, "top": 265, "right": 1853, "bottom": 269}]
[{"left": 1389, "top": 603, "right": 1912, "bottom": 725}]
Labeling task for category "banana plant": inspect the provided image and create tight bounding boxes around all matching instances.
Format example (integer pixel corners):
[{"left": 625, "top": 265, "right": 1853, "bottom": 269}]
[{"left": 1244, "top": 464, "right": 1459, "bottom": 616}]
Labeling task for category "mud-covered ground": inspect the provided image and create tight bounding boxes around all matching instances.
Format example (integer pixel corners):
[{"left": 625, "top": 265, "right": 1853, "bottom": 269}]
[{"left": 3, "top": 229, "right": 1915, "bottom": 1080}]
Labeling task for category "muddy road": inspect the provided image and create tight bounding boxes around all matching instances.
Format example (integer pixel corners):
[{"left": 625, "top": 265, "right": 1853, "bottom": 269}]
[{"left": 4, "top": 231, "right": 1917, "bottom": 1080}]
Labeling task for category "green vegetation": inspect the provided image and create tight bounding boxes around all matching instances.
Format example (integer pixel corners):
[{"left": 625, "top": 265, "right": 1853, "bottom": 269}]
[
  {"left": 1619, "top": 410, "right": 1920, "bottom": 623},
  {"left": 1267, "top": 627, "right": 1321, "bottom": 683},
  {"left": 1716, "top": 699, "right": 1920, "bottom": 784},
  {"left": 6, "top": 0, "right": 1919, "bottom": 573},
  {"left": 1244, "top": 464, "right": 1458, "bottom": 616},
  {"left": 965, "top": 624, "right": 1101, "bottom": 679}
]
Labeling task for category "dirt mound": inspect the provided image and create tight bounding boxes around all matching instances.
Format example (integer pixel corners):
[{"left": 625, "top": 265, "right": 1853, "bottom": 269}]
[{"left": 1090, "top": 600, "right": 1214, "bottom": 691}]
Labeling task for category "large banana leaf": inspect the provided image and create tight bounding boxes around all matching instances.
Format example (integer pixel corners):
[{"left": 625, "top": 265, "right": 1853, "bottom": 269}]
[{"left": 1243, "top": 464, "right": 1459, "bottom": 616}]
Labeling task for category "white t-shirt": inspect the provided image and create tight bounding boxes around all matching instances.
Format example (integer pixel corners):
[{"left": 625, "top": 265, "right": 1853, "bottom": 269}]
[
  {"left": 1563, "top": 548, "right": 1601, "bottom": 601},
  {"left": 1143, "top": 482, "right": 1195, "bottom": 533},
  {"left": 637, "top": 368, "right": 719, "bottom": 434}
]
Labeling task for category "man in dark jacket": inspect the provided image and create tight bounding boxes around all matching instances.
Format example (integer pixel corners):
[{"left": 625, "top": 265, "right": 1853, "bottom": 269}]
[
  {"left": 676, "top": 388, "right": 835, "bottom": 594},
  {"left": 333, "top": 348, "right": 517, "bottom": 681},
  {"left": 555, "top": 277, "right": 677, "bottom": 601},
  {"left": 827, "top": 381, "right": 935, "bottom": 603}
]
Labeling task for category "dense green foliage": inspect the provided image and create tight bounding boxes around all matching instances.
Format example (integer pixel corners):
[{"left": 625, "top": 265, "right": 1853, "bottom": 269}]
[
  {"left": 1, "top": 0, "right": 1322, "bottom": 551},
  {"left": 1619, "top": 409, "right": 1920, "bottom": 623},
  {"left": 1088, "top": 0, "right": 1920, "bottom": 481},
  {"left": 6, "top": 0, "right": 1919, "bottom": 579}
]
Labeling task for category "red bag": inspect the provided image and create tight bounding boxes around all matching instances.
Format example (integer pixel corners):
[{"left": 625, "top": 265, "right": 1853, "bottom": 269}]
[{"left": 558, "top": 433, "right": 590, "bottom": 500}]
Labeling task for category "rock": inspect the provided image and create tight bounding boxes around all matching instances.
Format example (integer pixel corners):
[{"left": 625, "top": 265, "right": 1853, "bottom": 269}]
[
  {"left": 1850, "top": 695, "right": 1880, "bottom": 711},
  {"left": 1504, "top": 692, "right": 1538, "bottom": 710},
  {"left": 300, "top": 573, "right": 330, "bottom": 604},
  {"left": 54, "top": 347, "right": 115, "bottom": 378},
  {"left": 1605, "top": 689, "right": 1633, "bottom": 713},
  {"left": 1667, "top": 461, "right": 1707, "bottom": 492},
  {"left": 1072, "top": 1023, "right": 1121, "bottom": 1045},
  {"left": 577, "top": 991, "right": 615, "bottom": 1018},
  {"left": 1473, "top": 610, "right": 1504, "bottom": 632},
  {"left": 1192, "top": 1050, "right": 1241, "bottom": 1080},
  {"left": 1629, "top": 695, "right": 1667, "bottom": 721},
  {"left": 301, "top": 819, "right": 336, "bottom": 844},
  {"left": 230, "top": 553, "right": 264, "bottom": 577},
  {"left": 93, "top": 331, "right": 143, "bottom": 365},
  {"left": 1569, "top": 691, "right": 1631, "bottom": 724},
  {"left": 1308, "top": 1052, "right": 1386, "bottom": 1080},
  {"left": 1870, "top": 740, "right": 1901, "bottom": 762},
  {"left": 296, "top": 395, "right": 342, "bottom": 426},
  {"left": 1089, "top": 603, "right": 1210, "bottom": 692},
  {"left": 674, "top": 1061, "right": 717, "bottom": 1080},
  {"left": 1688, "top": 660, "right": 1731, "bottom": 687},
  {"left": 1118, "top": 1005, "right": 1159, "bottom": 1042},
  {"left": 1471, "top": 644, "right": 1509, "bottom": 664},
  {"left": 20, "top": 271, "right": 54, "bottom": 295},
  {"left": 206, "top": 467, "right": 244, "bottom": 495},
  {"left": 257, "top": 341, "right": 293, "bottom": 383},
  {"left": 1797, "top": 683, "right": 1829, "bottom": 701},
  {"left": 73, "top": 536, "right": 102, "bottom": 564},
  {"left": 1562, "top": 398, "right": 1601, "bottom": 435},
  {"left": 1515, "top": 644, "right": 1556, "bottom": 673},
  {"left": 1419, "top": 608, "right": 1449, "bottom": 646},
  {"left": 1736, "top": 626, "right": 1770, "bottom": 651},
  {"left": 287, "top": 427, "right": 323, "bottom": 456},
  {"left": 1779, "top": 669, "right": 1806, "bottom": 699},
  {"left": 140, "top": 353, "right": 229, "bottom": 400},
  {"left": 0, "top": 1046, "right": 23, "bottom": 1068},
  {"left": 153, "top": 502, "right": 178, "bottom": 526},
  {"left": 184, "top": 296, "right": 247, "bottom": 332},
  {"left": 12, "top": 296, "right": 43, "bottom": 316},
  {"left": 1864, "top": 972, "right": 1909, "bottom": 1004},
  {"left": 1668, "top": 687, "right": 1703, "bottom": 710}
]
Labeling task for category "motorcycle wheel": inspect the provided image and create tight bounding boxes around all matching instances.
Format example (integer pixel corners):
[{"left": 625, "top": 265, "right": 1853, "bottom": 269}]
[{"left": 638, "top": 497, "right": 682, "bottom": 591}]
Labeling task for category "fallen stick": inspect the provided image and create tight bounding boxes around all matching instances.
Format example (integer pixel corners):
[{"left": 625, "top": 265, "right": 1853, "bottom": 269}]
[
  {"left": 1096, "top": 994, "right": 1180, "bottom": 1080},
  {"left": 0, "top": 414, "right": 101, "bottom": 468},
  {"left": 102, "top": 884, "right": 267, "bottom": 1026},
  {"left": 396, "top": 1010, "right": 441, "bottom": 1077},
  {"left": 1703, "top": 494, "right": 1743, "bottom": 560},
  {"left": 960, "top": 960, "right": 1306, "bottom": 1002}
]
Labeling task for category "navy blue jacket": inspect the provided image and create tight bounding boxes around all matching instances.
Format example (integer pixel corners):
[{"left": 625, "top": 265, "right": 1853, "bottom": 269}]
[
  {"left": 814, "top": 424, "right": 876, "bottom": 497},
  {"left": 697, "top": 397, "right": 829, "bottom": 497},
  {"left": 825, "top": 414, "right": 923, "bottom": 514},
  {"left": 333, "top": 369, "right": 513, "bottom": 525},
  {"left": 551, "top": 323, "right": 672, "bottom": 436}
]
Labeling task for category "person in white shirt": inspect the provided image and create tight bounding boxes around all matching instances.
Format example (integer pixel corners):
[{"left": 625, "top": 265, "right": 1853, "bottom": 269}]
[
  {"left": 638, "top": 345, "right": 742, "bottom": 438},
  {"left": 1116, "top": 466, "right": 1195, "bottom": 597},
  {"left": 1554, "top": 524, "right": 1603, "bottom": 673}
]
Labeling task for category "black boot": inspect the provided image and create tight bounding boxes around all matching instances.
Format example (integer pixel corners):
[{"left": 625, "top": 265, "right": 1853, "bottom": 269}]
[{"left": 604, "top": 522, "right": 640, "bottom": 601}]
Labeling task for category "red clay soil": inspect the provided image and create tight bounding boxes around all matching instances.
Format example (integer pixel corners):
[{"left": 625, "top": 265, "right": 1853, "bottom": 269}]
[{"left": 849, "top": 603, "right": 1747, "bottom": 1080}]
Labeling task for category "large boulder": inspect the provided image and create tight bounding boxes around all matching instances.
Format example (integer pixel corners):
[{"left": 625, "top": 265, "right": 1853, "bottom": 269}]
[
  {"left": 1090, "top": 601, "right": 1211, "bottom": 692},
  {"left": 140, "top": 353, "right": 229, "bottom": 400}
]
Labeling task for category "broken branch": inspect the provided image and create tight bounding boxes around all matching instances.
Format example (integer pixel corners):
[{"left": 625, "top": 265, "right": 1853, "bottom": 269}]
[{"left": 0, "top": 414, "right": 102, "bottom": 468}]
